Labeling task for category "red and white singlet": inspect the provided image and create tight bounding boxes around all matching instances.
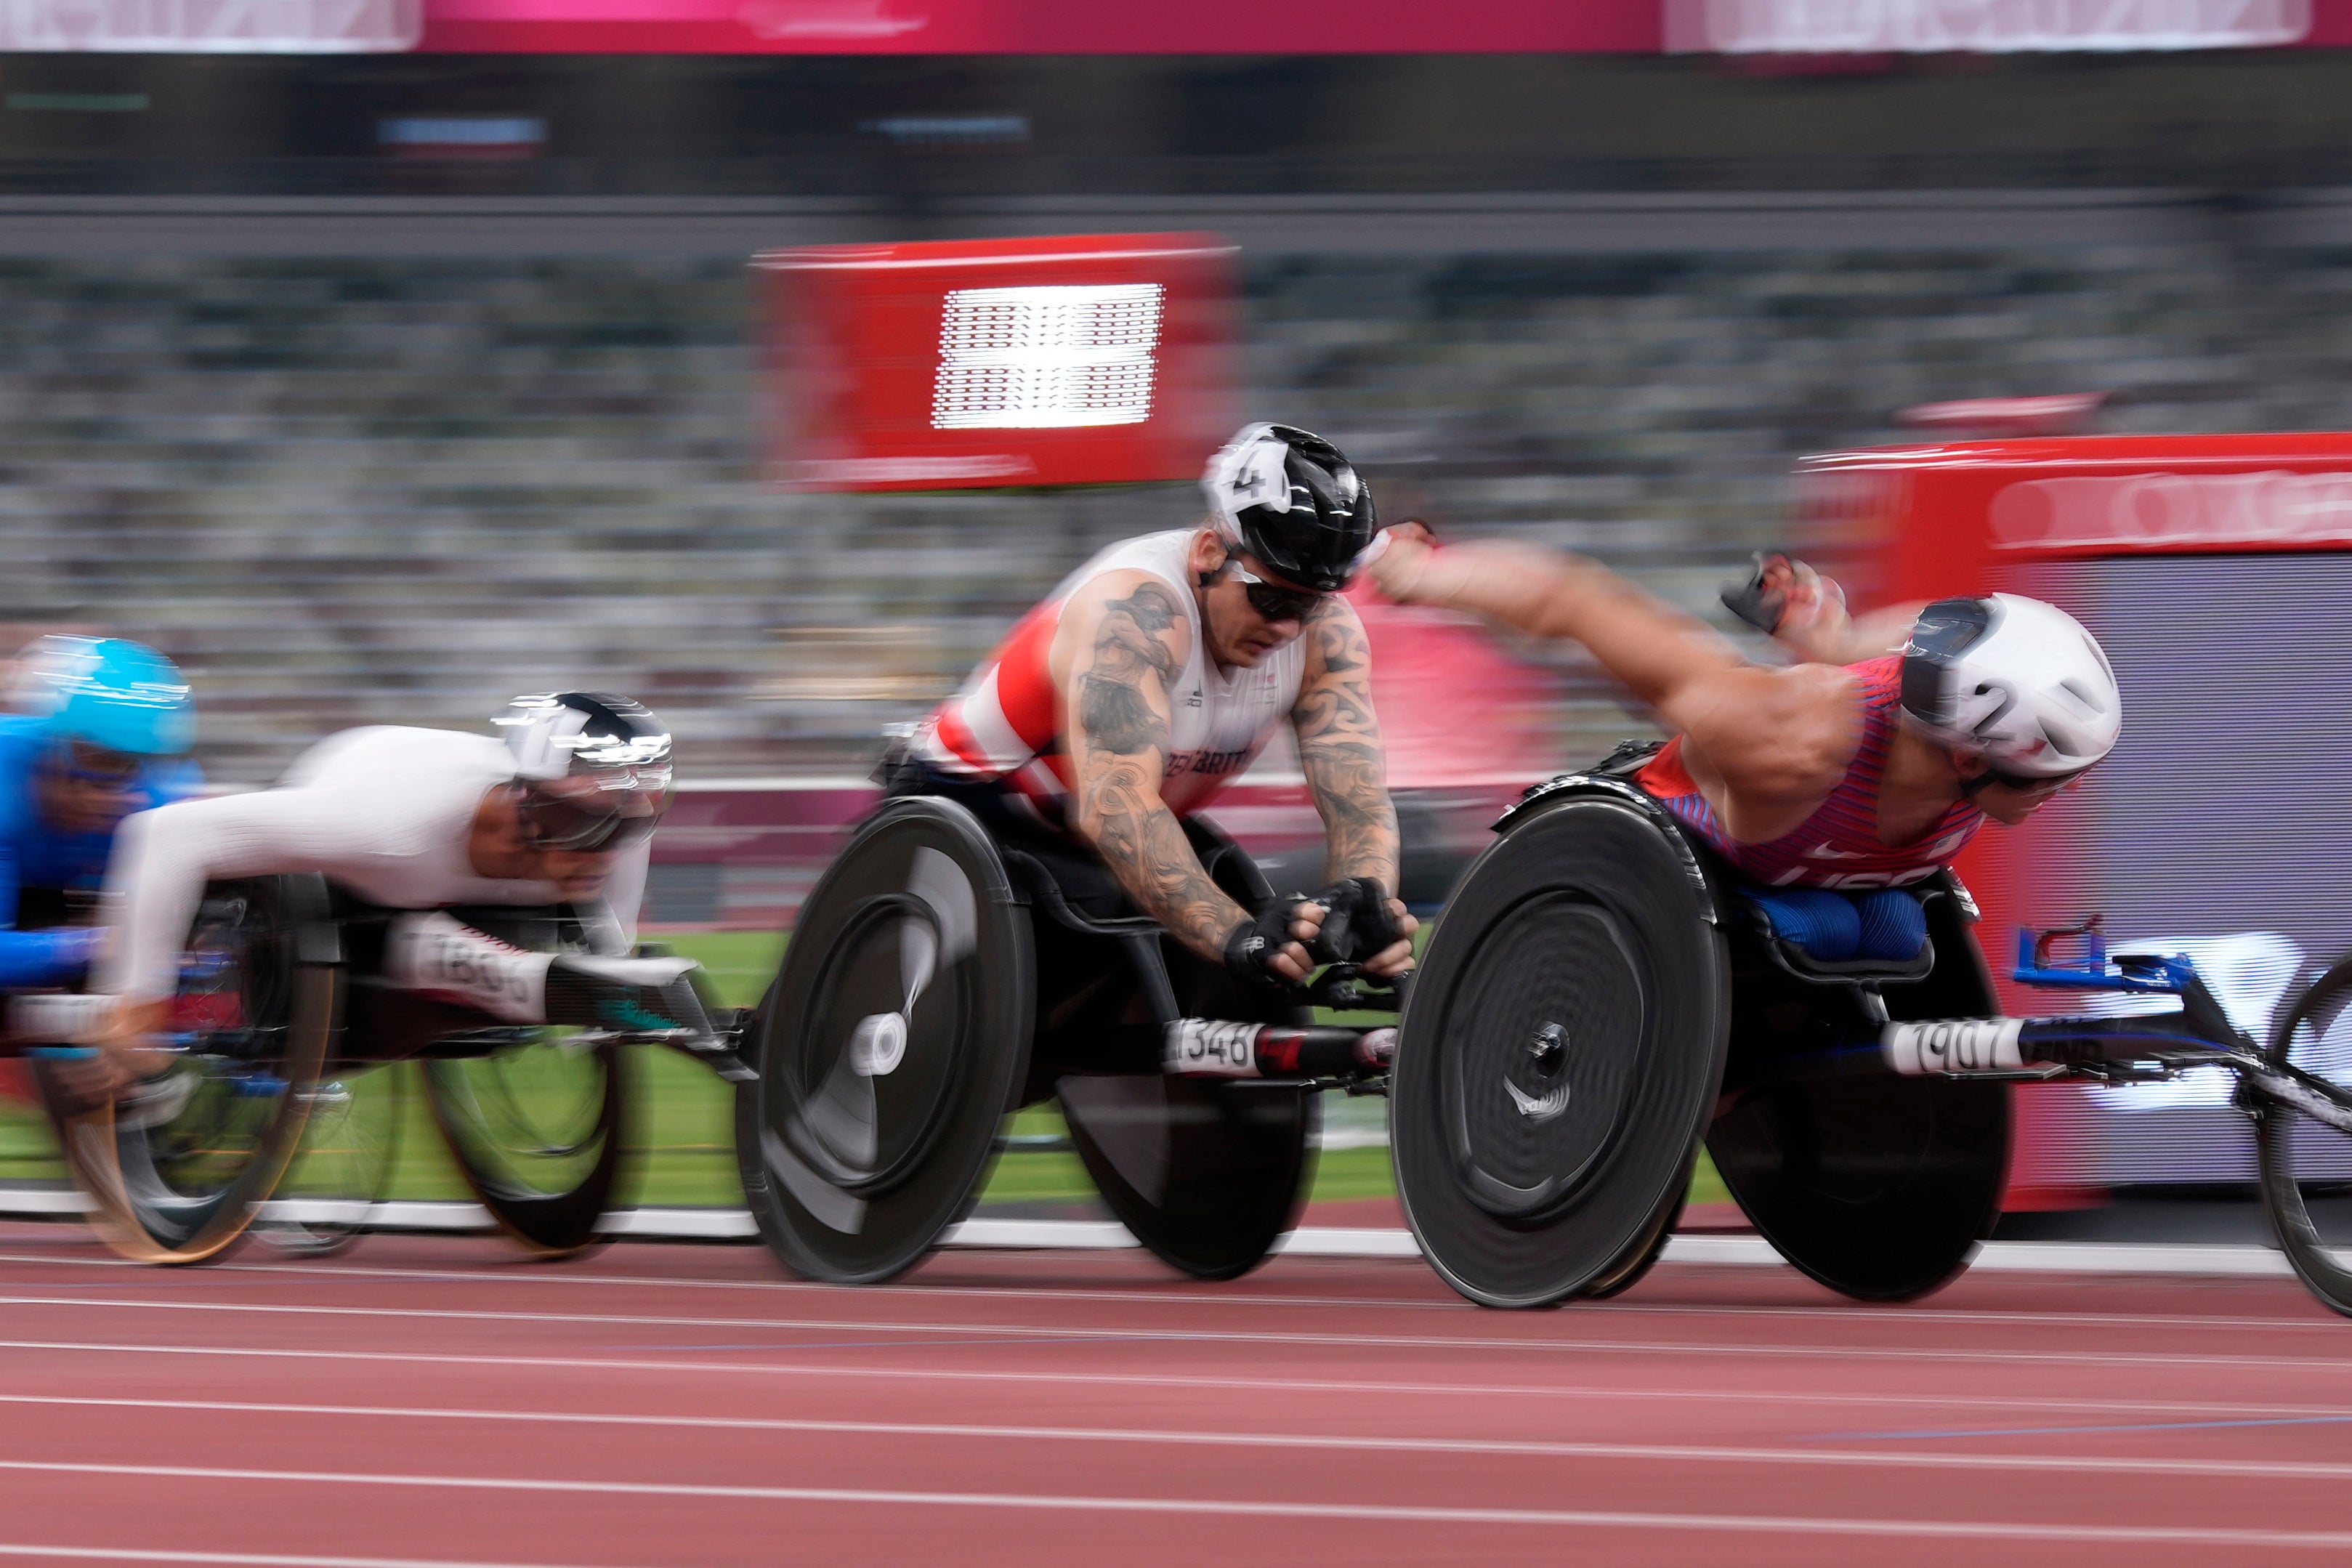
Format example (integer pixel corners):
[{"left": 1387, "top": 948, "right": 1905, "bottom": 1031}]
[
  {"left": 1634, "top": 655, "right": 1985, "bottom": 889},
  {"left": 915, "top": 530, "right": 1306, "bottom": 819}
]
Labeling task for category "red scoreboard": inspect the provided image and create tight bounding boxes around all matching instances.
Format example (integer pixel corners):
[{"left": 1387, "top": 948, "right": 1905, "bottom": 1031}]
[{"left": 761, "top": 233, "right": 1238, "bottom": 493}]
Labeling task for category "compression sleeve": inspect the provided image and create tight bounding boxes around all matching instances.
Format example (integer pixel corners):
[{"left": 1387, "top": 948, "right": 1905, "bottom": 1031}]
[
  {"left": 581, "top": 838, "right": 652, "bottom": 956},
  {"left": 96, "top": 789, "right": 368, "bottom": 1005}
]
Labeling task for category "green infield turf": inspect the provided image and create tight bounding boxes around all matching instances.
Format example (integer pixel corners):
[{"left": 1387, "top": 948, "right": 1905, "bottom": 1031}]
[{"left": 0, "top": 925, "right": 1731, "bottom": 1216}]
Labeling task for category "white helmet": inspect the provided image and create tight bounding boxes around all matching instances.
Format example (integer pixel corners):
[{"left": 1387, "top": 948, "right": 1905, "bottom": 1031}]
[
  {"left": 1899, "top": 594, "right": 2121, "bottom": 777},
  {"left": 493, "top": 692, "right": 673, "bottom": 852}
]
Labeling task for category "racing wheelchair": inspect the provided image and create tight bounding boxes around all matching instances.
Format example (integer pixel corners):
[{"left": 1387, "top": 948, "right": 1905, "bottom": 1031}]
[
  {"left": 1391, "top": 748, "right": 2352, "bottom": 1316},
  {"left": 28, "top": 876, "right": 746, "bottom": 1265},
  {"left": 733, "top": 792, "right": 1402, "bottom": 1285}
]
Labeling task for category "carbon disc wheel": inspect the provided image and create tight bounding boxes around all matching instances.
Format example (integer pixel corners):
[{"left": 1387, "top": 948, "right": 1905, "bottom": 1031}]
[
  {"left": 1393, "top": 795, "right": 1727, "bottom": 1309},
  {"left": 735, "top": 798, "right": 1032, "bottom": 1285},
  {"left": 1709, "top": 878, "right": 2008, "bottom": 1302}
]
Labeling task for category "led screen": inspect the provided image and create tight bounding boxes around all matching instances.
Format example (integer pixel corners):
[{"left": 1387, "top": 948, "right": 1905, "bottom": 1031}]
[{"left": 2029, "top": 552, "right": 2352, "bottom": 1183}]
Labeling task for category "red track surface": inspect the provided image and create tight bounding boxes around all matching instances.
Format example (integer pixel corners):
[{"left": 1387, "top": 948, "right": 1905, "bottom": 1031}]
[{"left": 0, "top": 1222, "right": 2345, "bottom": 1565}]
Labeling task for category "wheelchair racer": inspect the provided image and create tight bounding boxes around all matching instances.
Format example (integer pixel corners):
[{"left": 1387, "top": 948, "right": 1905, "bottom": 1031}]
[
  {"left": 81, "top": 691, "right": 695, "bottom": 1093},
  {"left": 899, "top": 422, "right": 1418, "bottom": 987},
  {"left": 1370, "top": 531, "right": 2121, "bottom": 961},
  {"left": 0, "top": 636, "right": 196, "bottom": 991}
]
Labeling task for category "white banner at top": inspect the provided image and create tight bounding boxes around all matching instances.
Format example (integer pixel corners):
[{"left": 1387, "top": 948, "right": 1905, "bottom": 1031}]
[
  {"left": 0, "top": 0, "right": 419, "bottom": 51},
  {"left": 1667, "top": 0, "right": 2312, "bottom": 52}
]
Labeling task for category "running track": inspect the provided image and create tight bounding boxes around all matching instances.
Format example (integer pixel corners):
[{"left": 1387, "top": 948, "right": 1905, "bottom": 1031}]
[{"left": 0, "top": 1224, "right": 2345, "bottom": 1565}]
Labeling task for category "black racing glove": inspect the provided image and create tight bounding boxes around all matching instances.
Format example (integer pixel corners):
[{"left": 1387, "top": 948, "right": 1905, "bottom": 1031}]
[
  {"left": 1222, "top": 897, "right": 1311, "bottom": 987},
  {"left": 1719, "top": 550, "right": 1793, "bottom": 636},
  {"left": 1309, "top": 878, "right": 1406, "bottom": 966}
]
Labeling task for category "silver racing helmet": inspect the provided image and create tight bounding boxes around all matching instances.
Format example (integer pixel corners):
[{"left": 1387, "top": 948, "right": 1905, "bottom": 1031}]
[
  {"left": 493, "top": 691, "right": 674, "bottom": 852},
  {"left": 1899, "top": 595, "right": 2121, "bottom": 782}
]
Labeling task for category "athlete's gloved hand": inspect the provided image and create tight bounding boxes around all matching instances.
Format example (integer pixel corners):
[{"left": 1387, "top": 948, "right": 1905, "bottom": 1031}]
[
  {"left": 1221, "top": 897, "right": 1322, "bottom": 988},
  {"left": 1720, "top": 550, "right": 1788, "bottom": 634},
  {"left": 1720, "top": 551, "right": 1849, "bottom": 658},
  {"left": 1309, "top": 878, "right": 1418, "bottom": 977}
]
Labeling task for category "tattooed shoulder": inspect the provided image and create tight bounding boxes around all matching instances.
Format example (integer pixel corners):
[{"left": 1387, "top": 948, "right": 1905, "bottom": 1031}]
[{"left": 1107, "top": 581, "right": 1181, "bottom": 635}]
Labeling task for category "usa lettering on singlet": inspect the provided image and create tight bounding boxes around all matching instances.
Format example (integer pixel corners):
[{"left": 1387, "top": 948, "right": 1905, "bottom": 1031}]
[
  {"left": 1634, "top": 655, "right": 1985, "bottom": 889},
  {"left": 915, "top": 530, "right": 1306, "bottom": 819}
]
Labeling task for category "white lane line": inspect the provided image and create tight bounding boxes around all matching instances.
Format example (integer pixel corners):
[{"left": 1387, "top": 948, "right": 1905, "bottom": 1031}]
[
  {"left": 1, "top": 1292, "right": 2348, "bottom": 1373},
  {"left": 0, "top": 1548, "right": 599, "bottom": 1568},
  {"left": 7, "top": 1336, "right": 2352, "bottom": 1422},
  {"left": 4, "top": 1390, "right": 2351, "bottom": 1482},
  {"left": 0, "top": 1248, "right": 2328, "bottom": 1335},
  {"left": 0, "top": 1458, "right": 2345, "bottom": 1548}
]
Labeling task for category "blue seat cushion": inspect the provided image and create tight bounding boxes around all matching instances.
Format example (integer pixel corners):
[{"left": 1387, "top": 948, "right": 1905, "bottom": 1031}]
[{"left": 1743, "top": 887, "right": 1927, "bottom": 963}]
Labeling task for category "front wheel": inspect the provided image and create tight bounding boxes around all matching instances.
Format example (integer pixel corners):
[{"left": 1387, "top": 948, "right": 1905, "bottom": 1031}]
[
  {"left": 424, "top": 1037, "right": 624, "bottom": 1258},
  {"left": 2258, "top": 956, "right": 2352, "bottom": 1315}
]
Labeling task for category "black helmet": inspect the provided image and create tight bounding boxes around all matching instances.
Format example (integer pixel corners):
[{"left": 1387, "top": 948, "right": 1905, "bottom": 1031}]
[
  {"left": 1200, "top": 422, "right": 1378, "bottom": 594},
  {"left": 493, "top": 691, "right": 674, "bottom": 852}
]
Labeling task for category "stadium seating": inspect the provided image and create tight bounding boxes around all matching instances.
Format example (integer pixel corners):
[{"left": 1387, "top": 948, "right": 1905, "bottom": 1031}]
[{"left": 0, "top": 245, "right": 2342, "bottom": 781}]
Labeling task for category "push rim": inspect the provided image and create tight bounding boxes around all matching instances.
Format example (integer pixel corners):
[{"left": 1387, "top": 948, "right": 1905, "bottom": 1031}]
[
  {"left": 62, "top": 876, "right": 335, "bottom": 1265},
  {"left": 251, "top": 1061, "right": 405, "bottom": 1258}
]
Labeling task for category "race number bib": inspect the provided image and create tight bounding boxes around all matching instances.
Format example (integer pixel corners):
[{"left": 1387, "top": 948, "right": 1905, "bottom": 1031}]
[
  {"left": 384, "top": 911, "right": 552, "bottom": 1025},
  {"left": 1164, "top": 1018, "right": 1261, "bottom": 1077},
  {"left": 1883, "top": 1018, "right": 2026, "bottom": 1075}
]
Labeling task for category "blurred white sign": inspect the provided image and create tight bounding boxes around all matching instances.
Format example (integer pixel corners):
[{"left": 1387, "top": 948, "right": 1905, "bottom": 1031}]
[
  {"left": 931, "top": 283, "right": 1165, "bottom": 432},
  {"left": 1668, "top": 0, "right": 2311, "bottom": 53},
  {"left": 1991, "top": 469, "right": 2352, "bottom": 552},
  {"left": 0, "top": 0, "right": 419, "bottom": 51}
]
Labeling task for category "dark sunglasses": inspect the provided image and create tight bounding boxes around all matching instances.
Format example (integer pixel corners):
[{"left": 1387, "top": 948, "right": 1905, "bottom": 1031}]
[
  {"left": 1227, "top": 560, "right": 1325, "bottom": 625},
  {"left": 51, "top": 740, "right": 142, "bottom": 790},
  {"left": 1971, "top": 765, "right": 2090, "bottom": 797},
  {"left": 521, "top": 791, "right": 662, "bottom": 854}
]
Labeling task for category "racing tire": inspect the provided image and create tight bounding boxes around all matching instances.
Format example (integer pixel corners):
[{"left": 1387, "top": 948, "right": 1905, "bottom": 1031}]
[
  {"left": 1708, "top": 882, "right": 2008, "bottom": 1302},
  {"left": 425, "top": 1038, "right": 624, "bottom": 1258},
  {"left": 42, "top": 875, "right": 339, "bottom": 1265},
  {"left": 253, "top": 1060, "right": 405, "bottom": 1258},
  {"left": 1393, "top": 793, "right": 1729, "bottom": 1309},
  {"left": 735, "top": 797, "right": 1032, "bottom": 1285},
  {"left": 2258, "top": 955, "right": 2352, "bottom": 1317}
]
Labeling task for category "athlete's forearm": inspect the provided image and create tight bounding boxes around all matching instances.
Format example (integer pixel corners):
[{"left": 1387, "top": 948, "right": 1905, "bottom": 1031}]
[
  {"left": 1074, "top": 761, "right": 1251, "bottom": 962},
  {"left": 1064, "top": 574, "right": 1250, "bottom": 962},
  {"left": 1409, "top": 543, "right": 1745, "bottom": 711},
  {"left": 1294, "top": 599, "right": 1400, "bottom": 894},
  {"left": 97, "top": 791, "right": 347, "bottom": 1004}
]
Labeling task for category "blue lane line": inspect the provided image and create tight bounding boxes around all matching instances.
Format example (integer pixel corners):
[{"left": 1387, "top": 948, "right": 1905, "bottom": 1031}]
[{"left": 1814, "top": 1415, "right": 2352, "bottom": 1442}]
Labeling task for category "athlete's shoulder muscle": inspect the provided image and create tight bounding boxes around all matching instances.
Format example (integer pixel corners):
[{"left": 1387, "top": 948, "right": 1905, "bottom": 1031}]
[
  {"left": 1679, "top": 662, "right": 1864, "bottom": 833},
  {"left": 1049, "top": 567, "right": 1193, "bottom": 694}
]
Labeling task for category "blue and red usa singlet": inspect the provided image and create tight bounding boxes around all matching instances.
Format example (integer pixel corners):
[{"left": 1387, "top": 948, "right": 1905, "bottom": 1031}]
[{"left": 1634, "top": 655, "right": 1984, "bottom": 889}]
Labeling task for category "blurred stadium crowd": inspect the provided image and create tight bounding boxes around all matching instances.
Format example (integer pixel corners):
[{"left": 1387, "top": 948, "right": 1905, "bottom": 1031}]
[{"left": 9, "top": 235, "right": 2352, "bottom": 783}]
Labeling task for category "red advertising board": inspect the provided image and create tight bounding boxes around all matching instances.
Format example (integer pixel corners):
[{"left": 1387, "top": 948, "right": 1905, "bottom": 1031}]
[
  {"left": 417, "top": 0, "right": 2352, "bottom": 56},
  {"left": 763, "top": 233, "right": 1237, "bottom": 493},
  {"left": 1803, "top": 431, "right": 2352, "bottom": 1201}
]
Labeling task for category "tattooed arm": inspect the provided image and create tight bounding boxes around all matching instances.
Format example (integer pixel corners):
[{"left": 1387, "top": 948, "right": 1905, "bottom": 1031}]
[
  {"left": 1293, "top": 597, "right": 1418, "bottom": 977},
  {"left": 1059, "top": 571, "right": 1316, "bottom": 977}
]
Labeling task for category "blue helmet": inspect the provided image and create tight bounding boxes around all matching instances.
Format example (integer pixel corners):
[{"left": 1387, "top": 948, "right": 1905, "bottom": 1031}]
[{"left": 17, "top": 635, "right": 193, "bottom": 757}]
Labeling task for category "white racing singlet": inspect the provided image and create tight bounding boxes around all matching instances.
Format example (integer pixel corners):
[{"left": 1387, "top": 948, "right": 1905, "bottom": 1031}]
[{"left": 915, "top": 530, "right": 1306, "bottom": 819}]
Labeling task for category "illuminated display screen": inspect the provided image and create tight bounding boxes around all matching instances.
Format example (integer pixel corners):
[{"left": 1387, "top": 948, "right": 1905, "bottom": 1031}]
[
  {"left": 2036, "top": 553, "right": 2352, "bottom": 1183},
  {"left": 931, "top": 283, "right": 1165, "bottom": 431}
]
